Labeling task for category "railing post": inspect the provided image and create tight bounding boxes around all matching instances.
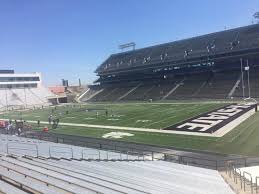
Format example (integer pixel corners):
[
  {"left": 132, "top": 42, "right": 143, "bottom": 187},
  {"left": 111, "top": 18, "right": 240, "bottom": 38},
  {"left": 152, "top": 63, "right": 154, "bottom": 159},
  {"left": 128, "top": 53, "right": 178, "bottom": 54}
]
[
  {"left": 71, "top": 148, "right": 73, "bottom": 159},
  {"left": 243, "top": 171, "right": 253, "bottom": 192},
  {"left": 152, "top": 151, "right": 154, "bottom": 161},
  {"left": 6, "top": 143, "right": 8, "bottom": 155},
  {"left": 256, "top": 177, "right": 258, "bottom": 194},
  {"left": 49, "top": 147, "right": 51, "bottom": 158},
  {"left": 233, "top": 166, "right": 237, "bottom": 184},
  {"left": 236, "top": 168, "right": 243, "bottom": 189},
  {"left": 81, "top": 149, "right": 84, "bottom": 160},
  {"left": 36, "top": 145, "right": 39, "bottom": 158}
]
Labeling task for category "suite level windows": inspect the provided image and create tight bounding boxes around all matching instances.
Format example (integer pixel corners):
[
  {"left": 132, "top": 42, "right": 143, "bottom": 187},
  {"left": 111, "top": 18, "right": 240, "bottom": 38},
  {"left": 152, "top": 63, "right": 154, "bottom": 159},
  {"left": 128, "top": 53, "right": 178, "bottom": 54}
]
[
  {"left": 191, "top": 61, "right": 215, "bottom": 67},
  {"left": 153, "top": 61, "right": 215, "bottom": 73},
  {"left": 0, "top": 83, "right": 37, "bottom": 89},
  {"left": 0, "top": 77, "right": 40, "bottom": 82}
]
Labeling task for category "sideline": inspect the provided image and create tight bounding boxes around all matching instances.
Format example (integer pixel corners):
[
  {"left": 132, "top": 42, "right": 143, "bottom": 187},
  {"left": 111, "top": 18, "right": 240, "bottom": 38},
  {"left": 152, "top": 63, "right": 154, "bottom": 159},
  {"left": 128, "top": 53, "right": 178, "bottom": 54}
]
[{"left": 0, "top": 118, "right": 223, "bottom": 137}]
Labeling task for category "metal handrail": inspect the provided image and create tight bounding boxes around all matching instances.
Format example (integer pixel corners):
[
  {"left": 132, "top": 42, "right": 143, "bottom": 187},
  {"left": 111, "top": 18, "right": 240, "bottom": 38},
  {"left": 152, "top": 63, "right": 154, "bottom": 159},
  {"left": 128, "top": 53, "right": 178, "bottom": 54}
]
[
  {"left": 256, "top": 176, "right": 259, "bottom": 194},
  {"left": 81, "top": 148, "right": 100, "bottom": 160},
  {"left": 23, "top": 130, "right": 259, "bottom": 169},
  {"left": 235, "top": 167, "right": 243, "bottom": 189},
  {"left": 243, "top": 171, "right": 253, "bottom": 193},
  {"left": 6, "top": 142, "right": 38, "bottom": 157},
  {"left": 49, "top": 146, "right": 73, "bottom": 159}
]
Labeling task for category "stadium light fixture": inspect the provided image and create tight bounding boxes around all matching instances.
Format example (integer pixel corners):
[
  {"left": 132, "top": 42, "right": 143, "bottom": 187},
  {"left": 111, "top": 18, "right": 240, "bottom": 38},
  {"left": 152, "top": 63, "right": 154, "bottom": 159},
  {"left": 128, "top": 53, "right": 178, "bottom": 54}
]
[
  {"left": 254, "top": 12, "right": 259, "bottom": 23},
  {"left": 119, "top": 42, "right": 136, "bottom": 51}
]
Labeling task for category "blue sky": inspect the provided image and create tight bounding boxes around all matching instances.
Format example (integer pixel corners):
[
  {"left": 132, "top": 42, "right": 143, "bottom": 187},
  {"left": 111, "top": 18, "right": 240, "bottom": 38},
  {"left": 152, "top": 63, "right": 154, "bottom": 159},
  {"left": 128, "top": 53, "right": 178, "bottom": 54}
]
[{"left": 0, "top": 0, "right": 258, "bottom": 86}]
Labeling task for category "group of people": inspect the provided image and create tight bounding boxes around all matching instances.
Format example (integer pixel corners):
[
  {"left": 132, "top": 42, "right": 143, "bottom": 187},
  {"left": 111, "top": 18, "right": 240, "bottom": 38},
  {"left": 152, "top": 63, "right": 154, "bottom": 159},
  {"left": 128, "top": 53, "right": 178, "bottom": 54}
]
[
  {"left": 5, "top": 120, "right": 23, "bottom": 136},
  {"left": 48, "top": 115, "right": 60, "bottom": 129}
]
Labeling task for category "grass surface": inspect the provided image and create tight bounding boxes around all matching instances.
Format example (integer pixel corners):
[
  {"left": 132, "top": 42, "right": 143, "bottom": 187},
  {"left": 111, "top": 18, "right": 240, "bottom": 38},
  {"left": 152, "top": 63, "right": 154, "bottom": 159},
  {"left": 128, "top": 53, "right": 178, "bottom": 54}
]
[
  {"left": 0, "top": 103, "right": 224, "bottom": 129},
  {"left": 1, "top": 102, "right": 259, "bottom": 156}
]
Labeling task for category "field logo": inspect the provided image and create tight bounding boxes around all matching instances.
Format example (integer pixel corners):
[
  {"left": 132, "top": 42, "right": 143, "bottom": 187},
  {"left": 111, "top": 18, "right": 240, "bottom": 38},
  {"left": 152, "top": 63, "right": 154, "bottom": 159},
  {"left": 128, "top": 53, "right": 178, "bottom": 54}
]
[
  {"left": 165, "top": 104, "right": 256, "bottom": 133},
  {"left": 136, "top": 120, "right": 151, "bottom": 123},
  {"left": 107, "top": 118, "right": 120, "bottom": 121},
  {"left": 102, "top": 132, "right": 134, "bottom": 139}
]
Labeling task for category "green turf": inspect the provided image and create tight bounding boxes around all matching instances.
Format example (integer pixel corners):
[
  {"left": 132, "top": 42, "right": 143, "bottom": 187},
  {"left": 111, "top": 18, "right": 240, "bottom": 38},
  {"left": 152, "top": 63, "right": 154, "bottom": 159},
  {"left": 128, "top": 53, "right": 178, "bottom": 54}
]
[
  {"left": 0, "top": 103, "right": 224, "bottom": 129},
  {"left": 1, "top": 102, "right": 259, "bottom": 156}
]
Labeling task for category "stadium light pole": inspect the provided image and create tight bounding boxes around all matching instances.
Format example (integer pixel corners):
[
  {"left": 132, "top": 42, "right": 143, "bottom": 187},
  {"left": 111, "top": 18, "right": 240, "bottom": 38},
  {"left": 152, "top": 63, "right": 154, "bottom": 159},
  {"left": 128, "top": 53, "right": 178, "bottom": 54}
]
[
  {"left": 240, "top": 58, "right": 245, "bottom": 99},
  {"left": 245, "top": 60, "right": 251, "bottom": 99}
]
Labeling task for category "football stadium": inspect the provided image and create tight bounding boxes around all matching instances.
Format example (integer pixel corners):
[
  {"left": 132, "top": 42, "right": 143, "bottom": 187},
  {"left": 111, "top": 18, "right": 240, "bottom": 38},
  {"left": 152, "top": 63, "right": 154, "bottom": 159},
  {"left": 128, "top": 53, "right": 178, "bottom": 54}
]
[{"left": 0, "top": 2, "right": 259, "bottom": 194}]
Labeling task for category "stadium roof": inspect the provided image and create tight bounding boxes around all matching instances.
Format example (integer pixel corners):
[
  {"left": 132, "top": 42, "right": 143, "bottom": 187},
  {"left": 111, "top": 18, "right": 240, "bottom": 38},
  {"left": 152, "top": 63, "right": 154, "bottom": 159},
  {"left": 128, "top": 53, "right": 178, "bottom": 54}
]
[{"left": 96, "top": 24, "right": 259, "bottom": 75}]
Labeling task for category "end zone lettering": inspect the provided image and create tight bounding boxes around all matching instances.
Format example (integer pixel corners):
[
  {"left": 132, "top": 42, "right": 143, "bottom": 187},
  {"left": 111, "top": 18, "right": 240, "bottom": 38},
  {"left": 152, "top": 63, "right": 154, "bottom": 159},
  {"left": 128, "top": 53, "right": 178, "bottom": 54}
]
[{"left": 164, "top": 104, "right": 256, "bottom": 133}]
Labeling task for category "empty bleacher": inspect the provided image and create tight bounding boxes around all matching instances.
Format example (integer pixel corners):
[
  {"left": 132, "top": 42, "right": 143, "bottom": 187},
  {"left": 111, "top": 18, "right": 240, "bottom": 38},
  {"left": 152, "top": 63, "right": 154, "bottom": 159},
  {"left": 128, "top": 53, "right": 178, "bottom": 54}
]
[
  {"left": 0, "top": 130, "right": 235, "bottom": 194},
  {"left": 97, "top": 24, "right": 259, "bottom": 74},
  {"left": 82, "top": 71, "right": 244, "bottom": 102},
  {"left": 0, "top": 87, "right": 52, "bottom": 109},
  {"left": 233, "top": 66, "right": 259, "bottom": 98},
  {"left": 122, "top": 84, "right": 154, "bottom": 101},
  {"left": 90, "top": 86, "right": 117, "bottom": 102},
  {"left": 79, "top": 85, "right": 103, "bottom": 102},
  {"left": 192, "top": 71, "right": 240, "bottom": 99}
]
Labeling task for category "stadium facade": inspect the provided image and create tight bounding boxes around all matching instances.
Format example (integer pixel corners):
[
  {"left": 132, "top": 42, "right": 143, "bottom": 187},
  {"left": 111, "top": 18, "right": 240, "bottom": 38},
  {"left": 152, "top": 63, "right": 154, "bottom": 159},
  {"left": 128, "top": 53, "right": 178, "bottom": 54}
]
[
  {"left": 0, "top": 70, "right": 53, "bottom": 109},
  {"left": 81, "top": 24, "right": 259, "bottom": 102}
]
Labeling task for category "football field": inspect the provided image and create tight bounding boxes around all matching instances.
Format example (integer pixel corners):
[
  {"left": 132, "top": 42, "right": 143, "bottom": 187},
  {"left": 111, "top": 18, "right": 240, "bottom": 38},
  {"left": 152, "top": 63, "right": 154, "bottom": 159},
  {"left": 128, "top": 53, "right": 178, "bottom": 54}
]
[
  {"left": 1, "top": 102, "right": 224, "bottom": 129},
  {"left": 1, "top": 102, "right": 259, "bottom": 156}
]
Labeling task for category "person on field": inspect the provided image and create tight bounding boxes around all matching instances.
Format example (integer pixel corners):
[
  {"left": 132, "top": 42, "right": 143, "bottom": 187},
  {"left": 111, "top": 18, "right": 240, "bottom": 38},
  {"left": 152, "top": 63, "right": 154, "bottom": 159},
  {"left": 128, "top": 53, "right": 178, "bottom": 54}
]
[
  {"left": 17, "top": 128, "right": 21, "bottom": 136},
  {"left": 48, "top": 115, "right": 52, "bottom": 124}
]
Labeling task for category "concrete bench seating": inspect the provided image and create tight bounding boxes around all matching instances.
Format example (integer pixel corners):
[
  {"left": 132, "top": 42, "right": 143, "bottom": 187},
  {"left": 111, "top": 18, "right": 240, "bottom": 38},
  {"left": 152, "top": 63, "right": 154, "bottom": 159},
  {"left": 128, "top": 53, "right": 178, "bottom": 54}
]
[{"left": 0, "top": 154, "right": 235, "bottom": 194}]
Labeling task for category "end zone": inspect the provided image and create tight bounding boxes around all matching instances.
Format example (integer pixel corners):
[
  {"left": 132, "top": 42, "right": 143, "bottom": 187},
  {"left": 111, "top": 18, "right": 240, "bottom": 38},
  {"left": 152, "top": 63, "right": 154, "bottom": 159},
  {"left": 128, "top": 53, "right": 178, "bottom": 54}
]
[{"left": 164, "top": 103, "right": 258, "bottom": 137}]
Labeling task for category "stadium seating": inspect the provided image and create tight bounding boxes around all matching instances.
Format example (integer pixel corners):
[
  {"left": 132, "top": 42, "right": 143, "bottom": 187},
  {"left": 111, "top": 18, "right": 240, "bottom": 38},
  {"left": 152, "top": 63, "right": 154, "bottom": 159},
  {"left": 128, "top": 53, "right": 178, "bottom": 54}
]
[
  {"left": 193, "top": 71, "right": 240, "bottom": 99},
  {"left": 0, "top": 86, "right": 53, "bottom": 110},
  {"left": 96, "top": 24, "right": 259, "bottom": 73},
  {"left": 82, "top": 71, "right": 244, "bottom": 102},
  {"left": 165, "top": 73, "right": 208, "bottom": 99},
  {"left": 0, "top": 155, "right": 235, "bottom": 194},
  {"left": 233, "top": 66, "right": 259, "bottom": 98},
  {"left": 90, "top": 86, "right": 118, "bottom": 102},
  {"left": 81, "top": 24, "right": 259, "bottom": 102},
  {"left": 122, "top": 84, "right": 154, "bottom": 101},
  {"left": 0, "top": 133, "right": 234, "bottom": 194}
]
